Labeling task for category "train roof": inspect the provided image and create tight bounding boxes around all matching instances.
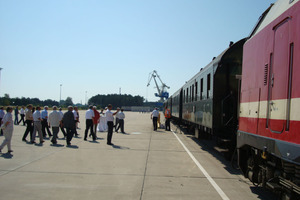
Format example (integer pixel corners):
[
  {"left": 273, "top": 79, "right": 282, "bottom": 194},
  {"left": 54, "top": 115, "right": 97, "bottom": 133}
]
[
  {"left": 183, "top": 49, "right": 226, "bottom": 84},
  {"left": 249, "top": 0, "right": 299, "bottom": 38},
  {"left": 183, "top": 38, "right": 246, "bottom": 86}
]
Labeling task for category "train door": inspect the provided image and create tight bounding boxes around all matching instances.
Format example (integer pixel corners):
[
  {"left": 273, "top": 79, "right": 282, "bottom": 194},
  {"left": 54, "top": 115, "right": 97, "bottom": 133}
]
[{"left": 267, "top": 18, "right": 292, "bottom": 133}]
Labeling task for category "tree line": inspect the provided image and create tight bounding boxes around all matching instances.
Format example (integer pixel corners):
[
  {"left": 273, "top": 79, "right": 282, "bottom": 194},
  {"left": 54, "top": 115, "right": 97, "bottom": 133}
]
[
  {"left": 0, "top": 94, "right": 74, "bottom": 107},
  {"left": 88, "top": 94, "right": 144, "bottom": 108},
  {"left": 0, "top": 93, "right": 146, "bottom": 109}
]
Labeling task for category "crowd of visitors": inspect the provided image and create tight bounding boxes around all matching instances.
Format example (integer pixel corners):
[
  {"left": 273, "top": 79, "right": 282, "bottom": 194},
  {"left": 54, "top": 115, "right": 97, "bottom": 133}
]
[
  {"left": 0, "top": 104, "right": 126, "bottom": 153},
  {"left": 0, "top": 104, "right": 170, "bottom": 154}
]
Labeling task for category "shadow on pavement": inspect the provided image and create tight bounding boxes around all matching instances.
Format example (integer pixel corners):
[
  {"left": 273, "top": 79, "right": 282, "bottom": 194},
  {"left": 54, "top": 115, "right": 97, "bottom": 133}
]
[
  {"left": 66, "top": 145, "right": 79, "bottom": 149},
  {"left": 50, "top": 144, "right": 65, "bottom": 147},
  {"left": 112, "top": 144, "right": 130, "bottom": 150},
  {"left": 250, "top": 186, "right": 278, "bottom": 200},
  {"left": 89, "top": 140, "right": 100, "bottom": 144}
]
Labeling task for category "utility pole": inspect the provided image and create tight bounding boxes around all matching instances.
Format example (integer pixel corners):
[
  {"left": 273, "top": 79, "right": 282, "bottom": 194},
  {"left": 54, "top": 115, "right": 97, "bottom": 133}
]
[
  {"left": 60, "top": 84, "right": 62, "bottom": 105},
  {"left": 0, "top": 68, "right": 3, "bottom": 96}
]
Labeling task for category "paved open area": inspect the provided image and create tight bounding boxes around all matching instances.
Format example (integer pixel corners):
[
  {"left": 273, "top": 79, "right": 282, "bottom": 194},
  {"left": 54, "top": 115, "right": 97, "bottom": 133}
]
[{"left": 0, "top": 110, "right": 276, "bottom": 200}]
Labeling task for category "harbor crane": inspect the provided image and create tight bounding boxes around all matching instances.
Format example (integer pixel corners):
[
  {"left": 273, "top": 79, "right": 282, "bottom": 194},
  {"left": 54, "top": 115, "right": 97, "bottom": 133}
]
[{"left": 147, "top": 70, "right": 170, "bottom": 102}]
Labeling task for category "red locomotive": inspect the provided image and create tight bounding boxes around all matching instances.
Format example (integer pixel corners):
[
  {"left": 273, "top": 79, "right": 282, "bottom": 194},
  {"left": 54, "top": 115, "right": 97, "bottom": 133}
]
[{"left": 237, "top": 0, "right": 300, "bottom": 198}]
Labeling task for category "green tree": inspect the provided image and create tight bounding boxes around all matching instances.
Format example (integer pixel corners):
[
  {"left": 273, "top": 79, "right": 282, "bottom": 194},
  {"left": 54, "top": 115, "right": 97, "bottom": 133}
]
[
  {"left": 65, "top": 97, "right": 73, "bottom": 106},
  {"left": 3, "top": 93, "right": 10, "bottom": 106}
]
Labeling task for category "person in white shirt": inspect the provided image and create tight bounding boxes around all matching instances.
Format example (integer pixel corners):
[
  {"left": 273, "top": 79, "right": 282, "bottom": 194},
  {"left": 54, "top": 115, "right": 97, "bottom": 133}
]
[
  {"left": 116, "top": 109, "right": 125, "bottom": 133},
  {"left": 106, "top": 104, "right": 119, "bottom": 145},
  {"left": 0, "top": 106, "right": 14, "bottom": 153},
  {"left": 84, "top": 105, "right": 96, "bottom": 141},
  {"left": 31, "top": 106, "right": 44, "bottom": 144},
  {"left": 74, "top": 106, "right": 80, "bottom": 129},
  {"left": 18, "top": 106, "right": 26, "bottom": 126},
  {"left": 49, "top": 106, "right": 62, "bottom": 145},
  {"left": 151, "top": 108, "right": 159, "bottom": 131}
]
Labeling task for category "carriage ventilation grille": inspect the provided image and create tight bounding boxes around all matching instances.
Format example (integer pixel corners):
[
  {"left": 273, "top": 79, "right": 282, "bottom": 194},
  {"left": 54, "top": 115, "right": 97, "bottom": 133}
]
[{"left": 264, "top": 64, "right": 268, "bottom": 85}]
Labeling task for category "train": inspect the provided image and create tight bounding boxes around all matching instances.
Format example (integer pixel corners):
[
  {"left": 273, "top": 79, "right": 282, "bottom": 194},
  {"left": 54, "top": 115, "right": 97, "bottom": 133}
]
[{"left": 165, "top": 0, "right": 300, "bottom": 199}]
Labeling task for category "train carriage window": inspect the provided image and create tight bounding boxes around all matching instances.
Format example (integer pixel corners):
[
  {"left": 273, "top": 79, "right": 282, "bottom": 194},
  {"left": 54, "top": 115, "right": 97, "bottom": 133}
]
[
  {"left": 192, "top": 84, "right": 194, "bottom": 102},
  {"left": 195, "top": 82, "right": 198, "bottom": 101},
  {"left": 190, "top": 86, "right": 192, "bottom": 102},
  {"left": 187, "top": 88, "right": 189, "bottom": 103},
  {"left": 200, "top": 78, "right": 203, "bottom": 100},
  {"left": 184, "top": 90, "right": 186, "bottom": 103},
  {"left": 207, "top": 74, "right": 211, "bottom": 99}
]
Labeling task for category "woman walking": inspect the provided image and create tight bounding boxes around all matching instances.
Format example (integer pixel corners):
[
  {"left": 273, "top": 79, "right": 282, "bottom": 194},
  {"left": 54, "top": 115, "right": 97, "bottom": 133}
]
[{"left": 0, "top": 106, "right": 14, "bottom": 153}]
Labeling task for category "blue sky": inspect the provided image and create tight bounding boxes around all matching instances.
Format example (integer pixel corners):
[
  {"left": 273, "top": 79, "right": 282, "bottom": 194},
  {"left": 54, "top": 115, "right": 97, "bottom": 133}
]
[{"left": 0, "top": 0, "right": 274, "bottom": 104}]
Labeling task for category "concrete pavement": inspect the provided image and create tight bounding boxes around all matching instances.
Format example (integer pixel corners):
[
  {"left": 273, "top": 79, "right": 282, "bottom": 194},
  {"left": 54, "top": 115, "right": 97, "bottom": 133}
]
[{"left": 0, "top": 111, "right": 276, "bottom": 200}]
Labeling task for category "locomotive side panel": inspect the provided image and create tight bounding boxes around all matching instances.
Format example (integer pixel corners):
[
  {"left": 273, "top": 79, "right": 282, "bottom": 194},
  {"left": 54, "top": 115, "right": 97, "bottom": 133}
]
[
  {"left": 238, "top": 0, "right": 300, "bottom": 197},
  {"left": 239, "top": 0, "right": 300, "bottom": 145}
]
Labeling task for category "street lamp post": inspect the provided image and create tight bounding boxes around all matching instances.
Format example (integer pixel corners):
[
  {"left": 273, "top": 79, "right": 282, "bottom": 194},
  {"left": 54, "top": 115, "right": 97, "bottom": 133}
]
[
  {"left": 0, "top": 68, "right": 3, "bottom": 96},
  {"left": 60, "top": 84, "right": 62, "bottom": 105}
]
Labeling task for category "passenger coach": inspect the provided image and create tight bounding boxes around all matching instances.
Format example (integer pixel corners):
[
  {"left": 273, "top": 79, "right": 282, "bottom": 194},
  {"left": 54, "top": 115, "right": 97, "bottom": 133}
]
[{"left": 168, "top": 39, "right": 246, "bottom": 148}]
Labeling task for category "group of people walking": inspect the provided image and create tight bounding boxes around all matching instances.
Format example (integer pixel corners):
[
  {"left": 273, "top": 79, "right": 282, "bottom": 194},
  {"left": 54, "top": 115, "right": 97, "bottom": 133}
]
[
  {"left": 0, "top": 104, "right": 171, "bottom": 154},
  {"left": 0, "top": 104, "right": 126, "bottom": 153},
  {"left": 151, "top": 106, "right": 171, "bottom": 131}
]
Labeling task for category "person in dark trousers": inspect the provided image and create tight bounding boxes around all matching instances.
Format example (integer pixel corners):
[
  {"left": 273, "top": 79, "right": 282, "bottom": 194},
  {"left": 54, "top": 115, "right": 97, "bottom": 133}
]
[
  {"left": 22, "top": 104, "right": 33, "bottom": 142},
  {"left": 114, "top": 107, "right": 120, "bottom": 132},
  {"left": 151, "top": 108, "right": 159, "bottom": 131},
  {"left": 58, "top": 107, "right": 66, "bottom": 138},
  {"left": 84, "top": 105, "right": 96, "bottom": 141},
  {"left": 116, "top": 109, "right": 125, "bottom": 133},
  {"left": 14, "top": 106, "right": 19, "bottom": 125},
  {"left": 62, "top": 106, "right": 76, "bottom": 146},
  {"left": 41, "top": 106, "right": 52, "bottom": 137},
  {"left": 164, "top": 106, "right": 171, "bottom": 131},
  {"left": 106, "top": 104, "right": 119, "bottom": 145},
  {"left": 18, "top": 106, "right": 26, "bottom": 125}
]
